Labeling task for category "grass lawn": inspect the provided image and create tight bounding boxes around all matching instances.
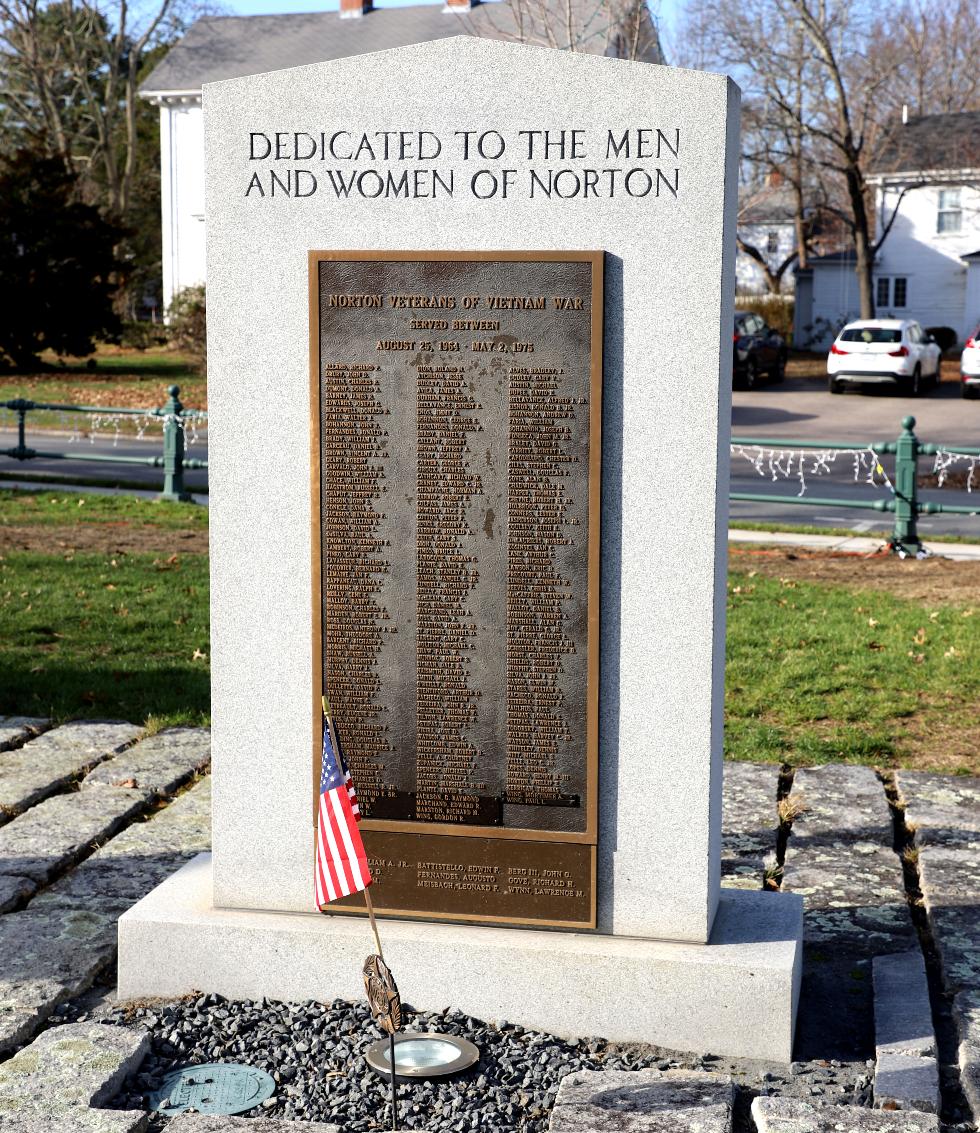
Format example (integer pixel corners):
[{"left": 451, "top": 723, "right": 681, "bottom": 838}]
[
  {"left": 0, "top": 345, "right": 205, "bottom": 435},
  {"left": 729, "top": 519, "right": 979, "bottom": 546},
  {"left": 2, "top": 489, "right": 978, "bottom": 773},
  {"left": 727, "top": 548, "right": 980, "bottom": 773},
  {"left": 1, "top": 490, "right": 209, "bottom": 728}
]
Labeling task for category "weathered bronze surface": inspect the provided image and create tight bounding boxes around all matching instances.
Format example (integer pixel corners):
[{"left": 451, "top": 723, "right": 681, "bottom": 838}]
[
  {"left": 336, "top": 831, "right": 595, "bottom": 928},
  {"left": 310, "top": 251, "right": 602, "bottom": 929}
]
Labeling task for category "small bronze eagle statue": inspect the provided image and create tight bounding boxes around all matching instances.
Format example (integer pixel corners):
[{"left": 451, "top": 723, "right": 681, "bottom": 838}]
[{"left": 363, "top": 953, "right": 402, "bottom": 1035}]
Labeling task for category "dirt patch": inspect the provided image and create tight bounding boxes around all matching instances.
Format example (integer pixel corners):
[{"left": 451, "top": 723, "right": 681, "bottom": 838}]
[
  {"left": 784, "top": 354, "right": 963, "bottom": 386},
  {"left": 897, "top": 712, "right": 980, "bottom": 774},
  {"left": 0, "top": 523, "right": 208, "bottom": 555},
  {"left": 729, "top": 544, "right": 980, "bottom": 606}
]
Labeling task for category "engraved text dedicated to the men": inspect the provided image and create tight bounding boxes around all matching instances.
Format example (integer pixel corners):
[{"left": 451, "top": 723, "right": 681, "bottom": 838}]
[{"left": 313, "top": 252, "right": 600, "bottom": 928}]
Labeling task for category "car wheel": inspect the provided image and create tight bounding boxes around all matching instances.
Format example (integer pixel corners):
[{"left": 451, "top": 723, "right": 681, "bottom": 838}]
[
  {"left": 772, "top": 354, "right": 786, "bottom": 383},
  {"left": 745, "top": 359, "right": 760, "bottom": 390},
  {"left": 828, "top": 375, "right": 843, "bottom": 395},
  {"left": 907, "top": 366, "right": 922, "bottom": 397},
  {"left": 963, "top": 384, "right": 978, "bottom": 400}
]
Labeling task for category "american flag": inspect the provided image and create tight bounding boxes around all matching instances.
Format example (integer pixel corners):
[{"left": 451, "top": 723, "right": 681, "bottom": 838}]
[{"left": 315, "top": 711, "right": 372, "bottom": 907}]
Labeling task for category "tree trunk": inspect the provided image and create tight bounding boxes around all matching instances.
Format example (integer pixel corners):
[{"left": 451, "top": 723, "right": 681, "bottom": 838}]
[{"left": 844, "top": 166, "right": 875, "bottom": 318}]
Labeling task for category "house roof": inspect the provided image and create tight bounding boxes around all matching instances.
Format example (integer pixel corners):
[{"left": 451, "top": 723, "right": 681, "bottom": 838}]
[
  {"left": 807, "top": 250, "right": 857, "bottom": 265},
  {"left": 140, "top": 1, "right": 663, "bottom": 95},
  {"left": 872, "top": 110, "right": 980, "bottom": 175},
  {"left": 738, "top": 182, "right": 797, "bottom": 225}
]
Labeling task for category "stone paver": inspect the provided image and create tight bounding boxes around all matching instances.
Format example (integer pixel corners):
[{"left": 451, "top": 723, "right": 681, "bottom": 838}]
[
  {"left": 781, "top": 770, "right": 915, "bottom": 1065},
  {"left": 0, "top": 874, "right": 33, "bottom": 913},
  {"left": 720, "top": 762, "right": 778, "bottom": 891},
  {"left": 898, "top": 772, "right": 980, "bottom": 1123},
  {"left": 789, "top": 766, "right": 894, "bottom": 845},
  {"left": 0, "top": 716, "right": 50, "bottom": 752},
  {"left": 954, "top": 990, "right": 980, "bottom": 1124},
  {"left": 872, "top": 954, "right": 939, "bottom": 1117},
  {"left": 895, "top": 771, "right": 980, "bottom": 846},
  {"left": 0, "top": 777, "right": 211, "bottom": 1053},
  {"left": 0, "top": 1020, "right": 148, "bottom": 1109},
  {"left": 914, "top": 840, "right": 980, "bottom": 993},
  {"left": 751, "top": 1096, "right": 939, "bottom": 1131},
  {"left": 0, "top": 722, "right": 142, "bottom": 825},
  {"left": 917, "top": 840, "right": 980, "bottom": 909},
  {"left": 0, "top": 788, "right": 148, "bottom": 889},
  {"left": 167, "top": 1117, "right": 340, "bottom": 1132},
  {"left": 30, "top": 776, "right": 212, "bottom": 914},
  {"left": 873, "top": 952, "right": 935, "bottom": 1058},
  {"left": 83, "top": 727, "right": 210, "bottom": 797},
  {"left": 549, "top": 1069, "right": 733, "bottom": 1132},
  {"left": 782, "top": 842, "right": 915, "bottom": 954},
  {"left": 0, "top": 1111, "right": 148, "bottom": 1131},
  {"left": 873, "top": 1052, "right": 939, "bottom": 1114}
]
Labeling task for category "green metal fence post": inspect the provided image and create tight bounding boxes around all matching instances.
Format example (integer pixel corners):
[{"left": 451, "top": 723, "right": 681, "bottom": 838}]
[
  {"left": 159, "top": 385, "right": 193, "bottom": 503},
  {"left": 891, "top": 414, "right": 922, "bottom": 556}
]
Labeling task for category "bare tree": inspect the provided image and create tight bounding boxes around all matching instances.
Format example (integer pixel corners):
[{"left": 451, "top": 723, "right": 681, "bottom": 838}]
[
  {"left": 0, "top": 0, "right": 185, "bottom": 217},
  {"left": 471, "top": 0, "right": 664, "bottom": 62},
  {"left": 674, "top": 0, "right": 913, "bottom": 318},
  {"left": 874, "top": 0, "right": 980, "bottom": 118}
]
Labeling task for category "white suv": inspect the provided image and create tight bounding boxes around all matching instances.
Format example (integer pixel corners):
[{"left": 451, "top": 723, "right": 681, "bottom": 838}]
[
  {"left": 827, "top": 319, "right": 941, "bottom": 396},
  {"left": 961, "top": 324, "right": 980, "bottom": 399}
]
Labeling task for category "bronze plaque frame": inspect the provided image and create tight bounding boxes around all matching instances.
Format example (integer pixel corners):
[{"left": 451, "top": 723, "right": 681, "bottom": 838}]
[{"left": 309, "top": 250, "right": 602, "bottom": 930}]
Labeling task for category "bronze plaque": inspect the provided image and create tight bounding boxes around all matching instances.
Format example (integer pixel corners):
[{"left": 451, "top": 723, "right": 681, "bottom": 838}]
[{"left": 310, "top": 251, "right": 602, "bottom": 929}]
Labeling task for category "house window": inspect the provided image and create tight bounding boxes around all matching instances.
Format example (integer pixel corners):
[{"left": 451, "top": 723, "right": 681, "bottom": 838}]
[
  {"left": 893, "top": 277, "right": 907, "bottom": 308},
  {"left": 766, "top": 230, "right": 779, "bottom": 254},
  {"left": 876, "top": 277, "right": 890, "bottom": 307},
  {"left": 937, "top": 189, "right": 962, "bottom": 234}
]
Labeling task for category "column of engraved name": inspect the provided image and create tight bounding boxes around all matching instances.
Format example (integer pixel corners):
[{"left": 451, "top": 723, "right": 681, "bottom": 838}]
[
  {"left": 506, "top": 367, "right": 577, "bottom": 805},
  {"left": 322, "top": 362, "right": 392, "bottom": 809},
  {"left": 415, "top": 364, "right": 486, "bottom": 822}
]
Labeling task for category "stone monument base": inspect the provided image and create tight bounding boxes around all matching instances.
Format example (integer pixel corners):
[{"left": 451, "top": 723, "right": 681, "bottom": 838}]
[{"left": 118, "top": 855, "right": 803, "bottom": 1061}]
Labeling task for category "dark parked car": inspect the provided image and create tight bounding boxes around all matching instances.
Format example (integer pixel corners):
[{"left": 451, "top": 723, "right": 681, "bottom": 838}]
[{"left": 733, "top": 311, "right": 788, "bottom": 389}]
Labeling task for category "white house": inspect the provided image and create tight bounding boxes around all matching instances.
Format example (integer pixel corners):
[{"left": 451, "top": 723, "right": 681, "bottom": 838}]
[
  {"left": 795, "top": 110, "right": 980, "bottom": 349},
  {"left": 140, "top": 0, "right": 664, "bottom": 313},
  {"left": 735, "top": 176, "right": 799, "bottom": 295}
]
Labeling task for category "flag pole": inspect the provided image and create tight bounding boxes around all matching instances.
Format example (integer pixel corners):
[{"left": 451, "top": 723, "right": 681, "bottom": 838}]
[{"left": 322, "top": 696, "right": 385, "bottom": 961}]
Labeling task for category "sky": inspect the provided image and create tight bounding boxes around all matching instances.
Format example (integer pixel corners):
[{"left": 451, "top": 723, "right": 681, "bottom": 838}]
[{"left": 219, "top": 0, "right": 682, "bottom": 42}]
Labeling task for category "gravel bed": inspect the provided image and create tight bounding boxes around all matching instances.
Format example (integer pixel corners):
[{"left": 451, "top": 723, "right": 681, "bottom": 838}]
[{"left": 77, "top": 994, "right": 876, "bottom": 1132}]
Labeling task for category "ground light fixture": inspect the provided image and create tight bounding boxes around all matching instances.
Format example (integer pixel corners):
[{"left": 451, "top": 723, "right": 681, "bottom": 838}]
[{"left": 365, "top": 1033, "right": 480, "bottom": 1079}]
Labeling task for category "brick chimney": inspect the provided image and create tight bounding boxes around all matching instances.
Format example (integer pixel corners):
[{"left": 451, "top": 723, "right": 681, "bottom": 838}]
[
  {"left": 443, "top": 0, "right": 473, "bottom": 11},
  {"left": 339, "top": 0, "right": 371, "bottom": 18}
]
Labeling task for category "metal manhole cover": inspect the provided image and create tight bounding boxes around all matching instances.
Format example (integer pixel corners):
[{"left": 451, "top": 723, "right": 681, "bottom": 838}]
[{"left": 149, "top": 1062, "right": 276, "bottom": 1115}]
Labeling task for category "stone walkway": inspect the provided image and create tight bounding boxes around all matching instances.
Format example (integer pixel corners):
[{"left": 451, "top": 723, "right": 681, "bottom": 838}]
[{"left": 0, "top": 716, "right": 977, "bottom": 1132}]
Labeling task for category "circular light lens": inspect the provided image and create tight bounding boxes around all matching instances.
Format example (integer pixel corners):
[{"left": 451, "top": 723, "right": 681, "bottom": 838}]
[
  {"left": 365, "top": 1033, "right": 480, "bottom": 1079},
  {"left": 383, "top": 1038, "right": 462, "bottom": 1069}
]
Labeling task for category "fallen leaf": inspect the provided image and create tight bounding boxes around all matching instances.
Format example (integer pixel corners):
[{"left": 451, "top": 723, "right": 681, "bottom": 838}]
[
  {"left": 913, "top": 628, "right": 927, "bottom": 645},
  {"left": 867, "top": 641, "right": 884, "bottom": 651},
  {"left": 192, "top": 648, "right": 207, "bottom": 661},
  {"left": 113, "top": 778, "right": 138, "bottom": 789},
  {"left": 868, "top": 618, "right": 878, "bottom": 627}
]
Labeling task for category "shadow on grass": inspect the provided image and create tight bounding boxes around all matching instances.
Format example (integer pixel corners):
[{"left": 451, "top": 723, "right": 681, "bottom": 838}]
[{"left": 0, "top": 660, "right": 210, "bottom": 727}]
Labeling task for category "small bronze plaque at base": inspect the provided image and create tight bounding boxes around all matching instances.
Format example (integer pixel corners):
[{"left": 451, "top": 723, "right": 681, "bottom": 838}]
[
  {"left": 335, "top": 831, "right": 594, "bottom": 928},
  {"left": 310, "top": 251, "right": 602, "bottom": 931}
]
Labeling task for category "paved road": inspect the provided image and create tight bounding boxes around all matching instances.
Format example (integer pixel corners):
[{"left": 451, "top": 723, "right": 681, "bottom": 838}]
[
  {"left": 728, "top": 475, "right": 980, "bottom": 540},
  {"left": 5, "top": 387, "right": 980, "bottom": 538},
  {"left": 0, "top": 431, "right": 208, "bottom": 497},
  {"left": 732, "top": 372, "right": 980, "bottom": 447},
  {"left": 731, "top": 374, "right": 980, "bottom": 537}
]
